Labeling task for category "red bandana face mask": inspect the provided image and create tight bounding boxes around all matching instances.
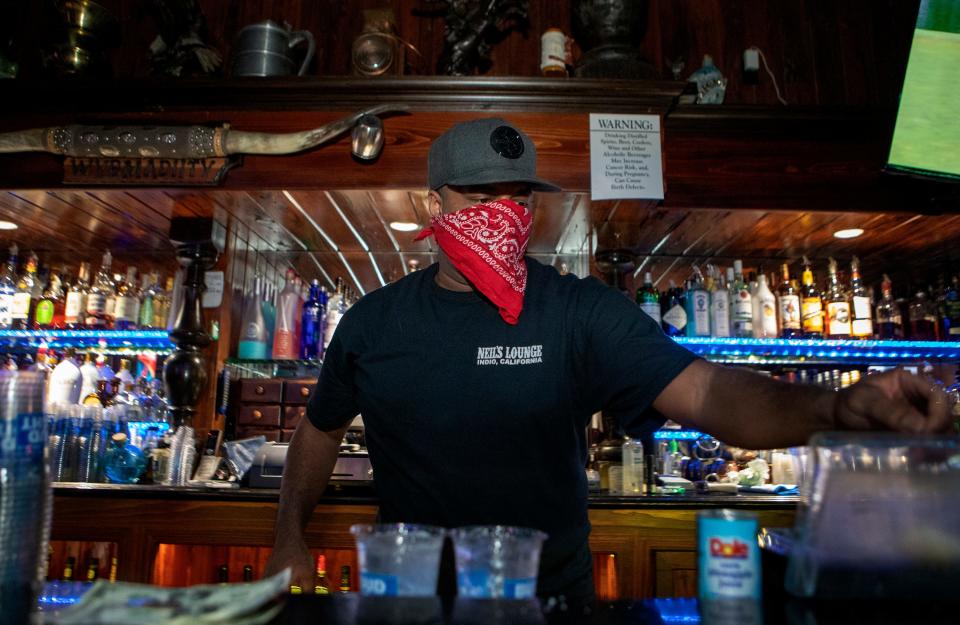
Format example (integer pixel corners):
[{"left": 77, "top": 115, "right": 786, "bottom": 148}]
[{"left": 415, "top": 198, "right": 533, "bottom": 324}]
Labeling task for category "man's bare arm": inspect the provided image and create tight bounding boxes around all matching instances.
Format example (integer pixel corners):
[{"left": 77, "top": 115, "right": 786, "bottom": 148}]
[
  {"left": 265, "top": 419, "right": 349, "bottom": 586},
  {"left": 654, "top": 360, "right": 952, "bottom": 449}
]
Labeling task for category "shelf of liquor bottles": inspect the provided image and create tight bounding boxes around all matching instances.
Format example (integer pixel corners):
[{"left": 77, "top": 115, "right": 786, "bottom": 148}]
[
  {"left": 224, "top": 358, "right": 322, "bottom": 379},
  {"left": 673, "top": 337, "right": 960, "bottom": 365},
  {"left": 0, "top": 329, "right": 174, "bottom": 352}
]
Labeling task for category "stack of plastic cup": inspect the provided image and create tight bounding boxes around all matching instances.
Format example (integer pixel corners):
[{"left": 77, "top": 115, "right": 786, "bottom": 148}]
[
  {"left": 451, "top": 526, "right": 547, "bottom": 599},
  {"left": 350, "top": 524, "right": 446, "bottom": 597}
]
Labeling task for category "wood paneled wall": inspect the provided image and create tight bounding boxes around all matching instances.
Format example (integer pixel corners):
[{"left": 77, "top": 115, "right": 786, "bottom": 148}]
[{"left": 8, "top": 0, "right": 920, "bottom": 106}]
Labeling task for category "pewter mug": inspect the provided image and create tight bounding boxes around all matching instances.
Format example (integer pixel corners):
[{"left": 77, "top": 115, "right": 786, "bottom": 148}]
[{"left": 231, "top": 20, "right": 316, "bottom": 77}]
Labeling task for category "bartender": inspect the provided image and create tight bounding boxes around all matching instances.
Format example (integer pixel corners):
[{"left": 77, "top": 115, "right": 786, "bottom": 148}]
[{"left": 265, "top": 118, "right": 951, "bottom": 602}]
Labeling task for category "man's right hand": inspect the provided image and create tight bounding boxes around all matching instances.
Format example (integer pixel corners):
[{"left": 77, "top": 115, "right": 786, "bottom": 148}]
[{"left": 265, "top": 540, "right": 315, "bottom": 591}]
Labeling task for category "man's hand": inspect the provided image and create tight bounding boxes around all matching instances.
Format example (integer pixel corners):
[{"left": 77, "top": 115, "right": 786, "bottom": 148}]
[
  {"left": 834, "top": 369, "right": 953, "bottom": 434},
  {"left": 265, "top": 539, "right": 315, "bottom": 591}
]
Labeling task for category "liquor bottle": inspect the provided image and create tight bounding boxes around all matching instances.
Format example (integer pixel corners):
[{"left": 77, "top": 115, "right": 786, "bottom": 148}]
[
  {"left": 262, "top": 282, "right": 276, "bottom": 349},
  {"left": 300, "top": 279, "right": 325, "bottom": 360},
  {"left": 237, "top": 276, "right": 269, "bottom": 360},
  {"left": 138, "top": 273, "right": 156, "bottom": 329},
  {"left": 11, "top": 252, "right": 37, "bottom": 329},
  {"left": 825, "top": 258, "right": 851, "bottom": 340},
  {"left": 849, "top": 257, "right": 874, "bottom": 339},
  {"left": 684, "top": 268, "right": 710, "bottom": 337},
  {"left": 753, "top": 273, "right": 778, "bottom": 338},
  {"left": 63, "top": 556, "right": 75, "bottom": 582},
  {"left": 800, "top": 257, "right": 824, "bottom": 339},
  {"left": 79, "top": 352, "right": 100, "bottom": 401},
  {"left": 46, "top": 351, "right": 82, "bottom": 411},
  {"left": 323, "top": 278, "right": 347, "bottom": 350},
  {"left": 621, "top": 437, "right": 644, "bottom": 495},
  {"left": 777, "top": 263, "right": 801, "bottom": 338},
  {"left": 153, "top": 277, "right": 173, "bottom": 330},
  {"left": 944, "top": 276, "right": 960, "bottom": 341},
  {"left": 636, "top": 272, "right": 661, "bottom": 327},
  {"left": 103, "top": 433, "right": 147, "bottom": 483},
  {"left": 731, "top": 260, "right": 753, "bottom": 338},
  {"left": 85, "top": 251, "right": 114, "bottom": 329},
  {"left": 908, "top": 290, "right": 938, "bottom": 341},
  {"left": 109, "top": 557, "right": 118, "bottom": 582},
  {"left": 217, "top": 564, "right": 229, "bottom": 584},
  {"left": 0, "top": 244, "right": 17, "bottom": 329},
  {"left": 875, "top": 275, "right": 903, "bottom": 339},
  {"left": 64, "top": 263, "right": 91, "bottom": 329},
  {"left": 273, "top": 269, "right": 300, "bottom": 359},
  {"left": 114, "top": 267, "right": 141, "bottom": 330},
  {"left": 35, "top": 269, "right": 65, "bottom": 329},
  {"left": 709, "top": 266, "right": 730, "bottom": 338},
  {"left": 314, "top": 554, "right": 330, "bottom": 595},
  {"left": 660, "top": 281, "right": 686, "bottom": 337},
  {"left": 339, "top": 565, "right": 351, "bottom": 593},
  {"left": 117, "top": 359, "right": 135, "bottom": 388},
  {"left": 86, "top": 558, "right": 100, "bottom": 582},
  {"left": 243, "top": 565, "right": 254, "bottom": 583}
]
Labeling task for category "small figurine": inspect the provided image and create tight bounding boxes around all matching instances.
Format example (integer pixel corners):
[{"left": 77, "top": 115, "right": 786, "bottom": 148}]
[
  {"left": 421, "top": 0, "right": 529, "bottom": 76},
  {"left": 146, "top": 0, "right": 223, "bottom": 77}
]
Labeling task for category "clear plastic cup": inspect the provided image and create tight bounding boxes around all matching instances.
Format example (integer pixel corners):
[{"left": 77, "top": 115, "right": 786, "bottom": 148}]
[
  {"left": 451, "top": 526, "right": 548, "bottom": 599},
  {"left": 350, "top": 524, "right": 446, "bottom": 597}
]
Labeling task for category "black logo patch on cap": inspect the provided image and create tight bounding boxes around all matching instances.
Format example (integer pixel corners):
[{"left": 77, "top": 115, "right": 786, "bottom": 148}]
[{"left": 490, "top": 126, "right": 524, "bottom": 159}]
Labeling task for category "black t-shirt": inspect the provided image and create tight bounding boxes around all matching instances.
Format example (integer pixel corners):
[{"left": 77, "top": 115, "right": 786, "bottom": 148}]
[{"left": 307, "top": 258, "right": 697, "bottom": 595}]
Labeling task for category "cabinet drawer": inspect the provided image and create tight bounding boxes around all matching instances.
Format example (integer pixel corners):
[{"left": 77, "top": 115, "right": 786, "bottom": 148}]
[
  {"left": 283, "top": 405, "right": 307, "bottom": 430},
  {"left": 283, "top": 379, "right": 316, "bottom": 405},
  {"left": 238, "top": 405, "right": 281, "bottom": 427},
  {"left": 236, "top": 427, "right": 281, "bottom": 442},
  {"left": 280, "top": 429, "right": 297, "bottom": 442},
  {"left": 239, "top": 379, "right": 283, "bottom": 403}
]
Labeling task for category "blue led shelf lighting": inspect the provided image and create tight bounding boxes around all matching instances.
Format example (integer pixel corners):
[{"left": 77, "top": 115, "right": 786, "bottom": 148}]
[
  {"left": 673, "top": 337, "right": 960, "bottom": 365},
  {"left": 0, "top": 329, "right": 174, "bottom": 352}
]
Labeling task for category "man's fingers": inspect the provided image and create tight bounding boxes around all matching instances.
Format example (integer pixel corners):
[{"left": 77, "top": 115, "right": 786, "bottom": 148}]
[{"left": 894, "top": 370, "right": 953, "bottom": 432}]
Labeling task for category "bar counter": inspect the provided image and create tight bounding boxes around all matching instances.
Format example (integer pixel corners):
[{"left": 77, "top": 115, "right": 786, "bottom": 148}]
[{"left": 50, "top": 483, "right": 797, "bottom": 598}]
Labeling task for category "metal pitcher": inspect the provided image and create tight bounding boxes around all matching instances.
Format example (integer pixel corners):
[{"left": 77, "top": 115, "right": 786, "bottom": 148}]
[{"left": 231, "top": 20, "right": 315, "bottom": 77}]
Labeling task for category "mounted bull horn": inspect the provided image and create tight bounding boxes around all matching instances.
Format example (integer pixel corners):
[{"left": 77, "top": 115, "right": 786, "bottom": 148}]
[{"left": 0, "top": 103, "right": 408, "bottom": 159}]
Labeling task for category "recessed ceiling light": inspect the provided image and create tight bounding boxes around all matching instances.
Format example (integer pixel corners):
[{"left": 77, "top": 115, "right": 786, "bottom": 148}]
[
  {"left": 833, "top": 228, "right": 864, "bottom": 239},
  {"left": 0, "top": 221, "right": 17, "bottom": 230},
  {"left": 389, "top": 221, "right": 420, "bottom": 232}
]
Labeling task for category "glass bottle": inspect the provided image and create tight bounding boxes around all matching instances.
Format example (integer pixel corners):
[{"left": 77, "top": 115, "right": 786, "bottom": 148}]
[
  {"left": 273, "top": 269, "right": 301, "bottom": 359},
  {"left": 684, "top": 267, "right": 710, "bottom": 337},
  {"left": 79, "top": 352, "right": 100, "bottom": 402},
  {"left": 217, "top": 565, "right": 229, "bottom": 584},
  {"left": 314, "top": 554, "right": 330, "bottom": 595},
  {"left": 300, "top": 279, "right": 325, "bottom": 360},
  {"left": 11, "top": 251, "right": 37, "bottom": 329},
  {"left": 86, "top": 558, "right": 99, "bottom": 582},
  {"left": 339, "top": 565, "right": 351, "bottom": 593},
  {"left": 237, "top": 276, "right": 269, "bottom": 360},
  {"left": 62, "top": 556, "right": 75, "bottom": 582},
  {"left": 262, "top": 281, "right": 276, "bottom": 350},
  {"left": 0, "top": 244, "right": 17, "bottom": 329},
  {"left": 944, "top": 276, "right": 960, "bottom": 342},
  {"left": 138, "top": 273, "right": 156, "bottom": 329},
  {"left": 103, "top": 432, "right": 147, "bottom": 484},
  {"left": 64, "top": 262, "right": 91, "bottom": 329},
  {"left": 636, "top": 271, "right": 661, "bottom": 327},
  {"left": 243, "top": 565, "right": 254, "bottom": 583},
  {"left": 709, "top": 266, "right": 730, "bottom": 338},
  {"left": 875, "top": 274, "right": 903, "bottom": 340},
  {"left": 731, "top": 260, "right": 753, "bottom": 338},
  {"left": 849, "top": 257, "right": 874, "bottom": 339},
  {"left": 323, "top": 278, "right": 347, "bottom": 350},
  {"left": 825, "top": 258, "right": 851, "bottom": 340},
  {"left": 35, "top": 268, "right": 65, "bottom": 330},
  {"left": 113, "top": 267, "right": 140, "bottom": 331},
  {"left": 800, "top": 257, "right": 824, "bottom": 339},
  {"left": 85, "top": 251, "right": 114, "bottom": 329},
  {"left": 777, "top": 263, "right": 801, "bottom": 338},
  {"left": 152, "top": 277, "right": 173, "bottom": 330},
  {"left": 909, "top": 291, "right": 938, "bottom": 341},
  {"left": 753, "top": 273, "right": 778, "bottom": 338}
]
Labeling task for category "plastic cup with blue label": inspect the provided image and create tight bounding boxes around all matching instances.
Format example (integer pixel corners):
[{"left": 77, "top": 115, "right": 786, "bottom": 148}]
[
  {"left": 697, "top": 509, "right": 761, "bottom": 600},
  {"left": 451, "top": 526, "right": 547, "bottom": 599},
  {"left": 349, "top": 524, "right": 446, "bottom": 597}
]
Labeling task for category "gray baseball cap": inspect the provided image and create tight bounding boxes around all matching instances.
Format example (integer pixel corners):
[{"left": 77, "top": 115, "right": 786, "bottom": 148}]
[{"left": 428, "top": 118, "right": 561, "bottom": 192}]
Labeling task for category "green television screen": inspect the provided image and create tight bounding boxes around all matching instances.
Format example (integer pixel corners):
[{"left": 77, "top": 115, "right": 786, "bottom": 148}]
[{"left": 887, "top": 0, "right": 960, "bottom": 181}]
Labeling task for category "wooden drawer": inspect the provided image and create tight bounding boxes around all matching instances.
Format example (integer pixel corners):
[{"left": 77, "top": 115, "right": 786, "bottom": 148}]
[
  {"left": 283, "top": 405, "right": 307, "bottom": 430},
  {"left": 238, "top": 405, "right": 281, "bottom": 428},
  {"left": 239, "top": 379, "right": 282, "bottom": 403},
  {"left": 236, "top": 427, "right": 281, "bottom": 442},
  {"left": 280, "top": 429, "right": 296, "bottom": 442},
  {"left": 283, "top": 379, "right": 316, "bottom": 405}
]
